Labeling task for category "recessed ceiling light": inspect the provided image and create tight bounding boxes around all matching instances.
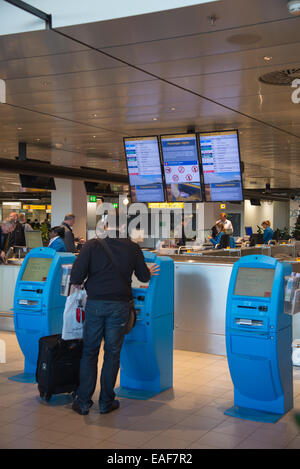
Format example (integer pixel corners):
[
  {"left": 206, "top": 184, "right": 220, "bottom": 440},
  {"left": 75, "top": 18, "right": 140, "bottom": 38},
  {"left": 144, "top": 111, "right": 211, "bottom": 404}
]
[
  {"left": 36, "top": 138, "right": 40, "bottom": 142},
  {"left": 264, "top": 56, "right": 272, "bottom": 61},
  {"left": 170, "top": 107, "right": 176, "bottom": 111},
  {"left": 152, "top": 117, "right": 158, "bottom": 121},
  {"left": 17, "top": 127, "right": 22, "bottom": 130}
]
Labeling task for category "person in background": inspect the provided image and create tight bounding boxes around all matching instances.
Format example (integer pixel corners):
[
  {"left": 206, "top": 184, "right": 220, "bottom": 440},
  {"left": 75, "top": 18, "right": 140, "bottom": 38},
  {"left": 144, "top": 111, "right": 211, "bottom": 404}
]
[
  {"left": 8, "top": 212, "right": 26, "bottom": 247},
  {"left": 216, "top": 213, "right": 233, "bottom": 234},
  {"left": 19, "top": 213, "right": 33, "bottom": 232},
  {"left": 0, "top": 219, "right": 16, "bottom": 262},
  {"left": 48, "top": 226, "right": 67, "bottom": 252},
  {"left": 261, "top": 220, "right": 274, "bottom": 244},
  {"left": 61, "top": 213, "right": 77, "bottom": 253},
  {"left": 210, "top": 222, "right": 236, "bottom": 249}
]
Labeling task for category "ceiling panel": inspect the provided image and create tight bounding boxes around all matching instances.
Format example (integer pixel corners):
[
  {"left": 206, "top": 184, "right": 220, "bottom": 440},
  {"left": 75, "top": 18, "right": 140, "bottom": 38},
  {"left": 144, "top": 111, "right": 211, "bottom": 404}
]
[{"left": 0, "top": 0, "right": 299, "bottom": 195}]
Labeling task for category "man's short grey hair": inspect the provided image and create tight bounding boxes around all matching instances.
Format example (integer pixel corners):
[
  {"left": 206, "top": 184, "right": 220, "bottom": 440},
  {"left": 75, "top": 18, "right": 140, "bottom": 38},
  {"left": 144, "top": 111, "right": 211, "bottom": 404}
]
[{"left": 64, "top": 213, "right": 75, "bottom": 221}]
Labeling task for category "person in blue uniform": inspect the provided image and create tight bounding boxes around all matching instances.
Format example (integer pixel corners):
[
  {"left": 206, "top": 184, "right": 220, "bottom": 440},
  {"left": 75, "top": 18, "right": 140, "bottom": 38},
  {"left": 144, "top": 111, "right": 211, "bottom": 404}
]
[
  {"left": 48, "top": 226, "right": 67, "bottom": 252},
  {"left": 210, "top": 222, "right": 236, "bottom": 249},
  {"left": 261, "top": 220, "right": 274, "bottom": 244}
]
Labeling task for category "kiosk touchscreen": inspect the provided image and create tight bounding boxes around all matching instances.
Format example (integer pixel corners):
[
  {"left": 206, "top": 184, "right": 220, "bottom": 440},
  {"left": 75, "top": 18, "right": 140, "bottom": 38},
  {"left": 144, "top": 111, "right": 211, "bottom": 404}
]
[
  {"left": 225, "top": 255, "right": 293, "bottom": 422},
  {"left": 11, "top": 247, "right": 76, "bottom": 381},
  {"left": 116, "top": 251, "right": 174, "bottom": 399}
]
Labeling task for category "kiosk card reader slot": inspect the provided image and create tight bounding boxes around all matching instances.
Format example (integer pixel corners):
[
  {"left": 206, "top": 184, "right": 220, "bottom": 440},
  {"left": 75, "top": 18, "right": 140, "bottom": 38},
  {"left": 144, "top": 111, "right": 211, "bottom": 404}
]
[
  {"left": 11, "top": 247, "right": 75, "bottom": 382},
  {"left": 225, "top": 254, "right": 293, "bottom": 423},
  {"left": 116, "top": 252, "right": 174, "bottom": 399}
]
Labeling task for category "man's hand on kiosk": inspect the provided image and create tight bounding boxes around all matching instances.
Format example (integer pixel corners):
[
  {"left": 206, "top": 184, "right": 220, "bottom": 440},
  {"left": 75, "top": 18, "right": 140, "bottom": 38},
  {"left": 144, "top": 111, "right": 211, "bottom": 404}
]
[{"left": 149, "top": 264, "right": 160, "bottom": 276}]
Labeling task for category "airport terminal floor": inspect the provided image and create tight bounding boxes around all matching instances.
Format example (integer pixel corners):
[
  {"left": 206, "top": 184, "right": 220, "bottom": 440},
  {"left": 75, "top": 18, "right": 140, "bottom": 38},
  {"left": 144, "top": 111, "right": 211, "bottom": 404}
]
[{"left": 1, "top": 331, "right": 300, "bottom": 450}]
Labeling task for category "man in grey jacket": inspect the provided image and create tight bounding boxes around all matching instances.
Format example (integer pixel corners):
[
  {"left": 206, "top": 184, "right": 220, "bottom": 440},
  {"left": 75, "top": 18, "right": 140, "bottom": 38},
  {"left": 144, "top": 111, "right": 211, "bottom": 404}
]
[{"left": 61, "top": 213, "right": 77, "bottom": 253}]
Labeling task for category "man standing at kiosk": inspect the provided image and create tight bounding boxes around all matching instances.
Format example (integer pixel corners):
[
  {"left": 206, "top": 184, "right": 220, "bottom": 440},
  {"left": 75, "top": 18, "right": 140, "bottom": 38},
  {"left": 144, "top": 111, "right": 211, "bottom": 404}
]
[{"left": 70, "top": 219, "right": 160, "bottom": 415}]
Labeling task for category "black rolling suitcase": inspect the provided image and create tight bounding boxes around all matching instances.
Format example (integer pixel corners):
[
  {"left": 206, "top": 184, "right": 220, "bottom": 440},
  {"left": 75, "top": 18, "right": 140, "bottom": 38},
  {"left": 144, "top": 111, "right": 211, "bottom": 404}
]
[{"left": 36, "top": 334, "right": 83, "bottom": 402}]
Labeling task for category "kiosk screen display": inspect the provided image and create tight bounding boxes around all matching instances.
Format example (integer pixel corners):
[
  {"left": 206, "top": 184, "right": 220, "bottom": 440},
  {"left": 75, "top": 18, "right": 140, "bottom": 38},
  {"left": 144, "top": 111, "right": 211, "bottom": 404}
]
[
  {"left": 234, "top": 267, "right": 275, "bottom": 298},
  {"left": 124, "top": 136, "right": 165, "bottom": 203},
  {"left": 22, "top": 257, "right": 53, "bottom": 282},
  {"left": 131, "top": 262, "right": 155, "bottom": 289},
  {"left": 199, "top": 130, "right": 243, "bottom": 202},
  {"left": 160, "top": 133, "right": 202, "bottom": 202},
  {"left": 25, "top": 231, "right": 43, "bottom": 249}
]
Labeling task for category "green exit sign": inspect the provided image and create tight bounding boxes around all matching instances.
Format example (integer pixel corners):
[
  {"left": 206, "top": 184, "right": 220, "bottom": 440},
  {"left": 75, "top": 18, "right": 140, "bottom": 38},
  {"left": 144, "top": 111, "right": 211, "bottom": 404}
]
[
  {"left": 89, "top": 195, "right": 97, "bottom": 203},
  {"left": 113, "top": 203, "right": 118, "bottom": 208}
]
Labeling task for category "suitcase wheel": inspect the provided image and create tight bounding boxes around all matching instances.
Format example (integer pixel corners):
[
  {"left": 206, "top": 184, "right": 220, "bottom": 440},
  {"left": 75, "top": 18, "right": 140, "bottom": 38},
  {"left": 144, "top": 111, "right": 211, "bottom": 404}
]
[
  {"left": 39, "top": 391, "right": 45, "bottom": 398},
  {"left": 45, "top": 394, "right": 52, "bottom": 402}
]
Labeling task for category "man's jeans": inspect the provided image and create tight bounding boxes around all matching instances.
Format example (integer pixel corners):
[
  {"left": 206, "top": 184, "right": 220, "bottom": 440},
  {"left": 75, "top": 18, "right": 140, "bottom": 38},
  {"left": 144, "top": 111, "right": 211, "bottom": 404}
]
[{"left": 76, "top": 299, "right": 130, "bottom": 412}]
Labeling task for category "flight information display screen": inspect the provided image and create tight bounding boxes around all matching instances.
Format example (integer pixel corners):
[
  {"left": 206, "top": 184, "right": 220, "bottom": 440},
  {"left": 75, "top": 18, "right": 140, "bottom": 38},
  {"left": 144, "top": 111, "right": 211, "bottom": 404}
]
[
  {"left": 124, "top": 136, "right": 165, "bottom": 203},
  {"left": 131, "top": 262, "right": 155, "bottom": 289},
  {"left": 199, "top": 130, "right": 243, "bottom": 202},
  {"left": 160, "top": 133, "right": 203, "bottom": 202},
  {"left": 22, "top": 257, "right": 53, "bottom": 282},
  {"left": 234, "top": 267, "right": 275, "bottom": 298}
]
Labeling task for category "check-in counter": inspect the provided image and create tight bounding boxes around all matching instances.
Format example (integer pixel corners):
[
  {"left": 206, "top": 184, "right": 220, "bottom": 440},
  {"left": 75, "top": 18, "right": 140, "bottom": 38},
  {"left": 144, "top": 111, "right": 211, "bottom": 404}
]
[
  {"left": 170, "top": 252, "right": 300, "bottom": 356},
  {"left": 1, "top": 249, "right": 300, "bottom": 358}
]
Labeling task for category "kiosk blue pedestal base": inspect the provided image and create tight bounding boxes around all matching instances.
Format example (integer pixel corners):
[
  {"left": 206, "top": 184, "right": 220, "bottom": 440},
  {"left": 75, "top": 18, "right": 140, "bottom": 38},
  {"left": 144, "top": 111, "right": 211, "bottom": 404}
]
[
  {"left": 12, "top": 248, "right": 76, "bottom": 385},
  {"left": 8, "top": 373, "right": 36, "bottom": 384},
  {"left": 224, "top": 405, "right": 283, "bottom": 423},
  {"left": 115, "top": 252, "right": 174, "bottom": 401},
  {"left": 115, "top": 386, "right": 170, "bottom": 400},
  {"left": 224, "top": 255, "right": 293, "bottom": 424}
]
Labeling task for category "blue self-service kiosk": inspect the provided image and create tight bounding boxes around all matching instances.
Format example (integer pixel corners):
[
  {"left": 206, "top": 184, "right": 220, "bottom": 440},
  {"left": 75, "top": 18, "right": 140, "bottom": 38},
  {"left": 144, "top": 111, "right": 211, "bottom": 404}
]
[
  {"left": 225, "top": 254, "right": 293, "bottom": 423},
  {"left": 116, "top": 251, "right": 174, "bottom": 399},
  {"left": 11, "top": 247, "right": 75, "bottom": 381}
]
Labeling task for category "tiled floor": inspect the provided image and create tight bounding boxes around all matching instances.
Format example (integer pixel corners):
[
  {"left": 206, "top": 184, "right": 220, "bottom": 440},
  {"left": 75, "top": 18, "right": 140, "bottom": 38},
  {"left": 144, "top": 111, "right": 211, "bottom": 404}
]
[{"left": 1, "top": 330, "right": 300, "bottom": 449}]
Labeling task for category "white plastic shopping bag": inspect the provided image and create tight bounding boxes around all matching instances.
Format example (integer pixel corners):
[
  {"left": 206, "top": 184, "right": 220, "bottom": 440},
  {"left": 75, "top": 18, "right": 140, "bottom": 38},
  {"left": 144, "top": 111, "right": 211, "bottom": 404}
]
[{"left": 62, "top": 288, "right": 87, "bottom": 340}]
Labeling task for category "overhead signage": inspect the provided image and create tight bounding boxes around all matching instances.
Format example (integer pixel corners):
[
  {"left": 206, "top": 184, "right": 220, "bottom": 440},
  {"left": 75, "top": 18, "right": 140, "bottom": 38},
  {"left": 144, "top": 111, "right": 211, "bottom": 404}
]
[
  {"left": 199, "top": 130, "right": 243, "bottom": 202},
  {"left": 148, "top": 203, "right": 184, "bottom": 209},
  {"left": 160, "top": 133, "right": 203, "bottom": 202},
  {"left": 124, "top": 136, "right": 165, "bottom": 203}
]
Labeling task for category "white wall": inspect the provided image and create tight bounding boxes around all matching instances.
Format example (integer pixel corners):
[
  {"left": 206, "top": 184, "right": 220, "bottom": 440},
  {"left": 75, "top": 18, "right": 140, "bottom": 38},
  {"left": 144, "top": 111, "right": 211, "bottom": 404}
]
[
  {"left": 244, "top": 200, "right": 274, "bottom": 232},
  {"left": 51, "top": 179, "right": 87, "bottom": 239},
  {"left": 273, "top": 201, "right": 289, "bottom": 231},
  {"left": 244, "top": 200, "right": 290, "bottom": 233}
]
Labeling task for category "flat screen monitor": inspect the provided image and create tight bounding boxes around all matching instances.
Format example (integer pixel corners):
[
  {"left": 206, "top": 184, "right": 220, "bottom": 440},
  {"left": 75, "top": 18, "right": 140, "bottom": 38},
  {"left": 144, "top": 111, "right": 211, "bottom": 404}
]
[
  {"left": 234, "top": 267, "right": 275, "bottom": 298},
  {"left": 131, "top": 262, "right": 155, "bottom": 289},
  {"left": 160, "top": 133, "right": 203, "bottom": 202},
  {"left": 199, "top": 130, "right": 243, "bottom": 202},
  {"left": 19, "top": 174, "right": 56, "bottom": 190},
  {"left": 124, "top": 136, "right": 165, "bottom": 203},
  {"left": 250, "top": 233, "right": 264, "bottom": 246},
  {"left": 245, "top": 226, "right": 253, "bottom": 236},
  {"left": 21, "top": 257, "right": 53, "bottom": 282},
  {"left": 25, "top": 231, "right": 43, "bottom": 249},
  {"left": 84, "top": 181, "right": 111, "bottom": 194}
]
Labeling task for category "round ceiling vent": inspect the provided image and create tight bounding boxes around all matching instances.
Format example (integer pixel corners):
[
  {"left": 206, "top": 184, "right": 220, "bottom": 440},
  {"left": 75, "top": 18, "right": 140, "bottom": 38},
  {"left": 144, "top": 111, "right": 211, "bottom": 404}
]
[{"left": 259, "top": 68, "right": 300, "bottom": 85}]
